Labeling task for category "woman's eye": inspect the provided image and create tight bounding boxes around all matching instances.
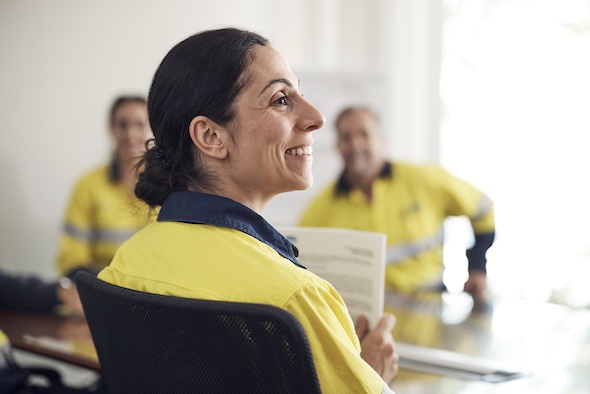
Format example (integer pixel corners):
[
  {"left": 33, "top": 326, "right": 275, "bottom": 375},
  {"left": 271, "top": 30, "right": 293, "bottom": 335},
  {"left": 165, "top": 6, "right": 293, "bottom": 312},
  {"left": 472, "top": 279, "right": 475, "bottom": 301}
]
[{"left": 274, "top": 95, "right": 288, "bottom": 105}]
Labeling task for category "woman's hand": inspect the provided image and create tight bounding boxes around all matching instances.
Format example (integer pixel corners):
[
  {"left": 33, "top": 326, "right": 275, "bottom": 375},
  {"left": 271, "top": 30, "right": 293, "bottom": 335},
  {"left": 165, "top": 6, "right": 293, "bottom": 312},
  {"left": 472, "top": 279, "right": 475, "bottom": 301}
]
[{"left": 355, "top": 313, "right": 399, "bottom": 383}]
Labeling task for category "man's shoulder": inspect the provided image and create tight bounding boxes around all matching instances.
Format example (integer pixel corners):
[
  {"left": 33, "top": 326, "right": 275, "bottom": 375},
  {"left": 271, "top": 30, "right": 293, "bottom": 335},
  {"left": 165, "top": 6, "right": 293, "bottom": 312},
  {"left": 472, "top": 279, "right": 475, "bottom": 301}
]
[
  {"left": 389, "top": 162, "right": 455, "bottom": 191},
  {"left": 392, "top": 161, "right": 441, "bottom": 172},
  {"left": 391, "top": 161, "right": 445, "bottom": 178}
]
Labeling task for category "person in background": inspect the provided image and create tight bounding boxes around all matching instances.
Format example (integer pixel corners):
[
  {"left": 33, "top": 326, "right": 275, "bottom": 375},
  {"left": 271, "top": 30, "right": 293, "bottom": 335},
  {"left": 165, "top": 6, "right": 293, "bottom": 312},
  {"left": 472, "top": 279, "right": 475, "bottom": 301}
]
[
  {"left": 0, "top": 269, "right": 83, "bottom": 314},
  {"left": 0, "top": 269, "right": 95, "bottom": 393},
  {"left": 299, "top": 106, "right": 495, "bottom": 305},
  {"left": 56, "top": 96, "right": 156, "bottom": 278},
  {"left": 98, "top": 28, "right": 398, "bottom": 393}
]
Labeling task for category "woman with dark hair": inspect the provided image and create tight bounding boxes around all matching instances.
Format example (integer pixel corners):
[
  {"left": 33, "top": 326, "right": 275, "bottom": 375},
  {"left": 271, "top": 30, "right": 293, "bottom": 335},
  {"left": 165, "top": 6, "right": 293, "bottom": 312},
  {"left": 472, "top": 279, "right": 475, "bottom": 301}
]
[
  {"left": 98, "top": 28, "right": 398, "bottom": 393},
  {"left": 56, "top": 96, "right": 156, "bottom": 278}
]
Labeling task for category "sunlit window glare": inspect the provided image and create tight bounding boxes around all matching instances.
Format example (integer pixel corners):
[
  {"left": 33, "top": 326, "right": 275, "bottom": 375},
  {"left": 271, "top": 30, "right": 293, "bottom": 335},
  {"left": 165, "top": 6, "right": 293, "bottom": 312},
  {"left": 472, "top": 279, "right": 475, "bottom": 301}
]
[{"left": 440, "top": 0, "right": 590, "bottom": 306}]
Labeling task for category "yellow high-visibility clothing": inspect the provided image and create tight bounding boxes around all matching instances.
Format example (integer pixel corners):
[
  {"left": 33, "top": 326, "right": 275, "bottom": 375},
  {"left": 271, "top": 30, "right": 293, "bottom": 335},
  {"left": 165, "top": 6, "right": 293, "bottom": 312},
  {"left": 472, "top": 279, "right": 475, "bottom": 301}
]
[
  {"left": 56, "top": 163, "right": 156, "bottom": 276},
  {"left": 300, "top": 162, "right": 495, "bottom": 293},
  {"left": 99, "top": 191, "right": 390, "bottom": 394},
  {"left": 0, "top": 330, "right": 12, "bottom": 372},
  {"left": 0, "top": 330, "right": 8, "bottom": 353}
]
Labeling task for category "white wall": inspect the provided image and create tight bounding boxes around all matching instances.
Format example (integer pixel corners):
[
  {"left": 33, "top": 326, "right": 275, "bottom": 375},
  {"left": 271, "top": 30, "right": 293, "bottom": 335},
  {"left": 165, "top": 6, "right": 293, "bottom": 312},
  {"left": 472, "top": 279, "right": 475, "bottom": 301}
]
[{"left": 0, "top": 0, "right": 442, "bottom": 277}]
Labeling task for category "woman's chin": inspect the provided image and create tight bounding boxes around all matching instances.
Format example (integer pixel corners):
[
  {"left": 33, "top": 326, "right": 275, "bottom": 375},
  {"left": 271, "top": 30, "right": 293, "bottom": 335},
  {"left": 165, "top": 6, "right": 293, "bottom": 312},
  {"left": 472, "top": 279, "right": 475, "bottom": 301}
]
[{"left": 291, "top": 175, "right": 313, "bottom": 192}]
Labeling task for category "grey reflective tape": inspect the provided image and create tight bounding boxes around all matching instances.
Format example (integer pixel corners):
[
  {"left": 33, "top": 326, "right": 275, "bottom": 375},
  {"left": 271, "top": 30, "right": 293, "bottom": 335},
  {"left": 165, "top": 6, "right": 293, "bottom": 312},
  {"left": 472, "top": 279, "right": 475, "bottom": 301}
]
[
  {"left": 386, "top": 227, "right": 444, "bottom": 265},
  {"left": 471, "top": 194, "right": 492, "bottom": 222},
  {"left": 64, "top": 223, "right": 137, "bottom": 244},
  {"left": 64, "top": 223, "right": 93, "bottom": 241},
  {"left": 95, "top": 228, "right": 137, "bottom": 243}
]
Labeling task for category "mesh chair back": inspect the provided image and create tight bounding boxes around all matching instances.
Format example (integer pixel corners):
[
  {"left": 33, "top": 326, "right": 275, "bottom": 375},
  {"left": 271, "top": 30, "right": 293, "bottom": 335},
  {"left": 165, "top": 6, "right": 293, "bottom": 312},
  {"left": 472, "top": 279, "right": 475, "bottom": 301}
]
[{"left": 76, "top": 272, "right": 321, "bottom": 394}]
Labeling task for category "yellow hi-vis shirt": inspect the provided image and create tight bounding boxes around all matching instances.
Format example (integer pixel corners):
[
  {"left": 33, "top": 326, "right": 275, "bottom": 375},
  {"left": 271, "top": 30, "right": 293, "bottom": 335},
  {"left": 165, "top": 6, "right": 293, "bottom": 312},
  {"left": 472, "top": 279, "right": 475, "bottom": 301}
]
[
  {"left": 0, "top": 330, "right": 11, "bottom": 370},
  {"left": 99, "top": 191, "right": 391, "bottom": 394},
  {"left": 56, "top": 164, "right": 156, "bottom": 276},
  {"left": 0, "top": 330, "right": 8, "bottom": 353},
  {"left": 300, "top": 162, "right": 495, "bottom": 293}
]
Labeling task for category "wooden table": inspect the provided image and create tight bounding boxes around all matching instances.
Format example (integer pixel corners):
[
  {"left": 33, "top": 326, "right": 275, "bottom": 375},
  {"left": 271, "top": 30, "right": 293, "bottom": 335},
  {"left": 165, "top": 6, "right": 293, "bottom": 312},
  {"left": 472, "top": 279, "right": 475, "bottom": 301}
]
[
  {"left": 0, "top": 309, "right": 100, "bottom": 371},
  {"left": 386, "top": 291, "right": 590, "bottom": 393}
]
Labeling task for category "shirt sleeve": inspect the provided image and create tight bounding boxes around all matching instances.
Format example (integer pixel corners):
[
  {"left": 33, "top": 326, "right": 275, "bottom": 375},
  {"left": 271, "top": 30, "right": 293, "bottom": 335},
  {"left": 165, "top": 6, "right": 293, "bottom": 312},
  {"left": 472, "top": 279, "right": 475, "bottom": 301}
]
[
  {"left": 284, "top": 282, "right": 387, "bottom": 393},
  {"left": 55, "top": 176, "right": 96, "bottom": 276},
  {"left": 466, "top": 232, "right": 495, "bottom": 272},
  {"left": 431, "top": 166, "right": 495, "bottom": 234},
  {"left": 430, "top": 166, "right": 495, "bottom": 271}
]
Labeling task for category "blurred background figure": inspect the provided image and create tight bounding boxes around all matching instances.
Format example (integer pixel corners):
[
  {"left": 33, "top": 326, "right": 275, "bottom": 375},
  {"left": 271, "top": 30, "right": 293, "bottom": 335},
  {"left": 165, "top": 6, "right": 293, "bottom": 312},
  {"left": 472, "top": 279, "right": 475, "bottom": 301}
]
[
  {"left": 0, "top": 269, "right": 83, "bottom": 315},
  {"left": 55, "top": 96, "right": 156, "bottom": 278},
  {"left": 300, "top": 106, "right": 495, "bottom": 305}
]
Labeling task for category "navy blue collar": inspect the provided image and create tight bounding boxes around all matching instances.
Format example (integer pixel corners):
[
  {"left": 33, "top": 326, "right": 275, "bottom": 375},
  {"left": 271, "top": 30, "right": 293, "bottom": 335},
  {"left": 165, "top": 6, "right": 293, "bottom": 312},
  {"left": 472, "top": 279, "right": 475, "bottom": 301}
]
[
  {"left": 335, "top": 161, "right": 393, "bottom": 196},
  {"left": 157, "top": 191, "right": 304, "bottom": 268}
]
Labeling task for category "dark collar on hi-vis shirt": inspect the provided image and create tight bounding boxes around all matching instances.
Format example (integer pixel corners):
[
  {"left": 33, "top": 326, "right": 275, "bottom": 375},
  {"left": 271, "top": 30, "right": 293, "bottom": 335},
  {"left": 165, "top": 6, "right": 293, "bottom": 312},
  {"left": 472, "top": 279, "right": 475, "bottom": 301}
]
[
  {"left": 157, "top": 191, "right": 304, "bottom": 269},
  {"left": 335, "top": 161, "right": 393, "bottom": 196}
]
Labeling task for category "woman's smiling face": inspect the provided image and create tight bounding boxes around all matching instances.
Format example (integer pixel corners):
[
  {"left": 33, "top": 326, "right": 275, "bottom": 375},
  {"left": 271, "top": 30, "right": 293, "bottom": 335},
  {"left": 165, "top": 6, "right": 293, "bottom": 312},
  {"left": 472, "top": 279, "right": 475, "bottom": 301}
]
[{"left": 225, "top": 45, "right": 325, "bottom": 207}]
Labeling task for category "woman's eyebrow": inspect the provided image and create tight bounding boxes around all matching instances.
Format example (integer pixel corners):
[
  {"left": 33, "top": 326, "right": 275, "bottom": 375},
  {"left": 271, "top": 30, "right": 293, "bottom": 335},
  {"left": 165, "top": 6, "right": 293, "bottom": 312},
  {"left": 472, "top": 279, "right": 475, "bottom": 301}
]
[{"left": 258, "top": 78, "right": 299, "bottom": 96}]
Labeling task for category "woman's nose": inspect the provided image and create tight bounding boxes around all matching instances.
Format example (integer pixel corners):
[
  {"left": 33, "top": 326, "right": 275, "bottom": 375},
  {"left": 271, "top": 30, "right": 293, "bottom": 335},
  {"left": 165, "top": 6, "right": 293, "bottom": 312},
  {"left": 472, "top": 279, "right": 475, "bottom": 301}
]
[{"left": 299, "top": 100, "right": 325, "bottom": 132}]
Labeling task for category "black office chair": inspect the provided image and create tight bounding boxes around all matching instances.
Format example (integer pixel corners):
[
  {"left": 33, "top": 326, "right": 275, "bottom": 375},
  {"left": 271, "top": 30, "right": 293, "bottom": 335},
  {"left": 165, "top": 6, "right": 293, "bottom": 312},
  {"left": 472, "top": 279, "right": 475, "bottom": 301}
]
[{"left": 75, "top": 272, "right": 321, "bottom": 394}]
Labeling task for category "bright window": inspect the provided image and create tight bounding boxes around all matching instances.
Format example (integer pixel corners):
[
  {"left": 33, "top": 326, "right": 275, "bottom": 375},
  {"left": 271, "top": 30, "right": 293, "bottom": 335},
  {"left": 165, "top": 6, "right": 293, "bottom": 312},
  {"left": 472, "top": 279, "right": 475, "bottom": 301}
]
[{"left": 440, "top": 0, "right": 590, "bottom": 306}]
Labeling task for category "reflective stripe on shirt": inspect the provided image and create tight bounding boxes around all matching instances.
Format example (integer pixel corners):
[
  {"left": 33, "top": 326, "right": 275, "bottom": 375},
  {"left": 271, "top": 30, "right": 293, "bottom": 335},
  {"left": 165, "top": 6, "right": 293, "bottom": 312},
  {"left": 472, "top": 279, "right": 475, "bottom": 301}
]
[
  {"left": 386, "top": 226, "right": 443, "bottom": 265},
  {"left": 64, "top": 223, "right": 138, "bottom": 244},
  {"left": 471, "top": 194, "right": 492, "bottom": 222}
]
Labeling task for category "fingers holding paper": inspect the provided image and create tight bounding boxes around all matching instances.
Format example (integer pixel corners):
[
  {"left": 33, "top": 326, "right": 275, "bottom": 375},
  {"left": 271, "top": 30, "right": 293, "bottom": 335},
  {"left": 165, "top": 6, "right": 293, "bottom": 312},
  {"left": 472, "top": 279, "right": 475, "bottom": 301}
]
[{"left": 356, "top": 313, "right": 399, "bottom": 383}]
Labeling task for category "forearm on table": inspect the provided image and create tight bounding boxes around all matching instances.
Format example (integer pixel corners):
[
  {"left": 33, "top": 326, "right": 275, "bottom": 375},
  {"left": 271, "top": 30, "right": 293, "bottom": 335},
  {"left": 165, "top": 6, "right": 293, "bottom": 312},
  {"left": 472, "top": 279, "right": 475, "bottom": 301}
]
[{"left": 0, "top": 274, "right": 60, "bottom": 311}]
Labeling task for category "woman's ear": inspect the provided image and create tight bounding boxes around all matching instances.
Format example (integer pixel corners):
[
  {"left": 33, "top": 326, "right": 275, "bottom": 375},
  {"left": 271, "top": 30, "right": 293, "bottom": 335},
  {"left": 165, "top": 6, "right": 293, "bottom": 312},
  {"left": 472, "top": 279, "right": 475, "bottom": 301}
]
[{"left": 188, "top": 116, "right": 229, "bottom": 159}]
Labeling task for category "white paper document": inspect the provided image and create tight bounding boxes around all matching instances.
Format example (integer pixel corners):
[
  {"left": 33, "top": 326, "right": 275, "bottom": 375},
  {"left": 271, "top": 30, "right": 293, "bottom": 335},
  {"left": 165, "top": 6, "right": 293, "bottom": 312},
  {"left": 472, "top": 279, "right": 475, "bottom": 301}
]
[
  {"left": 278, "top": 226, "right": 386, "bottom": 329},
  {"left": 397, "top": 343, "right": 530, "bottom": 382}
]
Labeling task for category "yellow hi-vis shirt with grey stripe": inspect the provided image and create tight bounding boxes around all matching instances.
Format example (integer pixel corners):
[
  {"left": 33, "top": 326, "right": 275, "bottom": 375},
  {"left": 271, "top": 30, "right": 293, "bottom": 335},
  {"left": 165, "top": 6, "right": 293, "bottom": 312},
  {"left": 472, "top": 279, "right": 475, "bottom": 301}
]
[
  {"left": 56, "top": 164, "right": 155, "bottom": 276},
  {"left": 98, "top": 191, "right": 388, "bottom": 394},
  {"left": 299, "top": 162, "right": 495, "bottom": 293}
]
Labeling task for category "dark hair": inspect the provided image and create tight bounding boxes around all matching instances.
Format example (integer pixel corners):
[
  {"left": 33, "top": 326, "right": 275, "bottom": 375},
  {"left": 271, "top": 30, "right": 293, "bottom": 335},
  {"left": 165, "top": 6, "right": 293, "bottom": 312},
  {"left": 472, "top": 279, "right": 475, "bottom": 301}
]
[
  {"left": 109, "top": 95, "right": 147, "bottom": 126},
  {"left": 135, "top": 28, "right": 269, "bottom": 207}
]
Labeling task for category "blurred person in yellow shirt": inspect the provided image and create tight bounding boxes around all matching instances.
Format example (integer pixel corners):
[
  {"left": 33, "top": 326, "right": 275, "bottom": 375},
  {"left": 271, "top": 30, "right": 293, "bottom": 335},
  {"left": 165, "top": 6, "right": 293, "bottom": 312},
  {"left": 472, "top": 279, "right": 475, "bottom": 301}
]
[
  {"left": 300, "top": 106, "right": 495, "bottom": 305},
  {"left": 55, "top": 96, "right": 156, "bottom": 278}
]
